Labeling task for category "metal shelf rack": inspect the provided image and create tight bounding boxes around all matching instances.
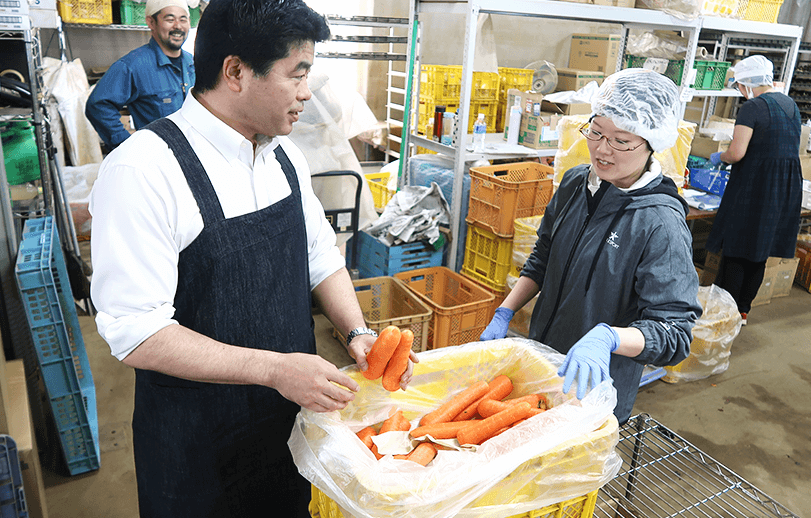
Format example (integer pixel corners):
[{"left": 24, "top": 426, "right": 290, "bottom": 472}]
[
  {"left": 406, "top": 0, "right": 803, "bottom": 267},
  {"left": 595, "top": 414, "right": 800, "bottom": 517}
]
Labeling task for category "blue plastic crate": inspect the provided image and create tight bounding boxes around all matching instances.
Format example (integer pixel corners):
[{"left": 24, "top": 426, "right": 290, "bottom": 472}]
[
  {"left": 0, "top": 435, "right": 28, "bottom": 518},
  {"left": 14, "top": 217, "right": 100, "bottom": 476},
  {"left": 639, "top": 365, "right": 667, "bottom": 388},
  {"left": 351, "top": 231, "right": 443, "bottom": 279},
  {"left": 689, "top": 166, "right": 729, "bottom": 197}
]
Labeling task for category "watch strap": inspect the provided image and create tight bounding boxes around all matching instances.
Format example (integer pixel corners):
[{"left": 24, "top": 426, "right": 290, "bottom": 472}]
[{"left": 346, "top": 327, "right": 378, "bottom": 346}]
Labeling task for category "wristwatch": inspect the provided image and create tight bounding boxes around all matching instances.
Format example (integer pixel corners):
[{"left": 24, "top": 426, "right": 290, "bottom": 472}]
[{"left": 346, "top": 327, "right": 378, "bottom": 347}]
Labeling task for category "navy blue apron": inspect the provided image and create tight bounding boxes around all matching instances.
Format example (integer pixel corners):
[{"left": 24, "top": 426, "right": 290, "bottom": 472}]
[{"left": 132, "top": 118, "right": 316, "bottom": 517}]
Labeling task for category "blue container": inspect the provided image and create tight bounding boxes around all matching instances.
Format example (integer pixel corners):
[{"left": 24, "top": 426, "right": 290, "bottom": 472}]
[
  {"left": 351, "top": 231, "right": 443, "bottom": 279},
  {"left": 0, "top": 436, "right": 28, "bottom": 518},
  {"left": 689, "top": 166, "right": 730, "bottom": 197},
  {"left": 408, "top": 155, "right": 471, "bottom": 272},
  {"left": 15, "top": 217, "right": 100, "bottom": 476}
]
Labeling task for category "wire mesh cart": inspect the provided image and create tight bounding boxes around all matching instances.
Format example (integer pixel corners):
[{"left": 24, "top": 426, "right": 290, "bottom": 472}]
[{"left": 595, "top": 414, "right": 799, "bottom": 518}]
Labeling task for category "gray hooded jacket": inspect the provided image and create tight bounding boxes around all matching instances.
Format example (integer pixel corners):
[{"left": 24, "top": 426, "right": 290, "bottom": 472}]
[{"left": 522, "top": 164, "right": 702, "bottom": 423}]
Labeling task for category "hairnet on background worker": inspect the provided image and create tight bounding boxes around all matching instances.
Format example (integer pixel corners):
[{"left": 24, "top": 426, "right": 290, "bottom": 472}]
[
  {"left": 479, "top": 68, "right": 701, "bottom": 424},
  {"left": 706, "top": 55, "right": 802, "bottom": 323}
]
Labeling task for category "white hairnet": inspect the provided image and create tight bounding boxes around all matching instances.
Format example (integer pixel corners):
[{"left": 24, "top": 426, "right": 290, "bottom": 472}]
[
  {"left": 731, "top": 55, "right": 773, "bottom": 87},
  {"left": 590, "top": 68, "right": 680, "bottom": 153},
  {"left": 145, "top": 0, "right": 189, "bottom": 17}
]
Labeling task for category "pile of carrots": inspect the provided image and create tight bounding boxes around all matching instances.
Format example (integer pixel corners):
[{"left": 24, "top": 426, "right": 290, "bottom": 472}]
[
  {"left": 355, "top": 374, "right": 549, "bottom": 467},
  {"left": 363, "top": 326, "right": 414, "bottom": 392}
]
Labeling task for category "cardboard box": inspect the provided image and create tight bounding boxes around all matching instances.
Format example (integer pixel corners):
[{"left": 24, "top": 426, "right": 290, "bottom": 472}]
[
  {"left": 554, "top": 68, "right": 604, "bottom": 92},
  {"left": 690, "top": 135, "right": 730, "bottom": 159},
  {"left": 503, "top": 89, "right": 545, "bottom": 141},
  {"left": 519, "top": 112, "right": 563, "bottom": 150},
  {"left": 768, "top": 257, "right": 800, "bottom": 298},
  {"left": 541, "top": 99, "right": 592, "bottom": 116},
  {"left": 751, "top": 273, "right": 774, "bottom": 307},
  {"left": 795, "top": 240, "right": 811, "bottom": 293},
  {"left": 800, "top": 125, "right": 810, "bottom": 155},
  {"left": 5, "top": 360, "right": 49, "bottom": 518},
  {"left": 802, "top": 180, "right": 811, "bottom": 210},
  {"left": 699, "top": 251, "right": 721, "bottom": 286},
  {"left": 569, "top": 33, "right": 622, "bottom": 75},
  {"left": 801, "top": 154, "right": 811, "bottom": 182}
]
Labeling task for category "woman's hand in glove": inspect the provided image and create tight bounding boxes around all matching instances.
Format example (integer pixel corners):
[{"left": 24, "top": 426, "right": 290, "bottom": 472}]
[
  {"left": 709, "top": 151, "right": 724, "bottom": 166},
  {"left": 479, "top": 307, "right": 515, "bottom": 341},
  {"left": 557, "top": 323, "right": 619, "bottom": 399}
]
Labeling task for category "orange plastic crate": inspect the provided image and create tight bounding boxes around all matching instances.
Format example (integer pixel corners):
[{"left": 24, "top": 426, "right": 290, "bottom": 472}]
[
  {"left": 394, "top": 267, "right": 494, "bottom": 350},
  {"left": 333, "top": 276, "right": 433, "bottom": 353},
  {"left": 468, "top": 162, "right": 554, "bottom": 238},
  {"left": 461, "top": 271, "right": 506, "bottom": 323}
]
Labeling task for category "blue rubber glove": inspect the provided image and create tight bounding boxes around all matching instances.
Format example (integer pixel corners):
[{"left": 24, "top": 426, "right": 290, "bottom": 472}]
[
  {"left": 709, "top": 152, "right": 723, "bottom": 167},
  {"left": 557, "top": 323, "right": 619, "bottom": 399},
  {"left": 479, "top": 307, "right": 515, "bottom": 341}
]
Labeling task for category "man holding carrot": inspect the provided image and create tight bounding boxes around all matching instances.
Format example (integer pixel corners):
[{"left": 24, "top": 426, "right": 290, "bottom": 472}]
[{"left": 89, "top": 1, "right": 415, "bottom": 516}]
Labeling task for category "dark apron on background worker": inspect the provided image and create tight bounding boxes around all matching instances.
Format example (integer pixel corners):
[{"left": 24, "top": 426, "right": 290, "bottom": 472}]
[{"left": 132, "top": 118, "right": 316, "bottom": 517}]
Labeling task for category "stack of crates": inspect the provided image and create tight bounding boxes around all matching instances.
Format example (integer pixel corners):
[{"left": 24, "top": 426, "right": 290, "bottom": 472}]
[
  {"left": 350, "top": 230, "right": 443, "bottom": 279},
  {"left": 418, "top": 65, "right": 500, "bottom": 137},
  {"left": 496, "top": 67, "right": 534, "bottom": 133},
  {"left": 461, "top": 162, "right": 554, "bottom": 321}
]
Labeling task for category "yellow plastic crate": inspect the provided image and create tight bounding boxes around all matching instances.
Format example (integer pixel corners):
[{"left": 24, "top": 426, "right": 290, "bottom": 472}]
[
  {"left": 497, "top": 67, "right": 534, "bottom": 132},
  {"left": 701, "top": 0, "right": 742, "bottom": 17},
  {"left": 741, "top": 0, "right": 784, "bottom": 22},
  {"left": 310, "top": 486, "right": 598, "bottom": 518},
  {"left": 58, "top": 0, "right": 112, "bottom": 24},
  {"left": 364, "top": 172, "right": 395, "bottom": 211},
  {"left": 420, "top": 64, "right": 463, "bottom": 103},
  {"left": 462, "top": 222, "right": 514, "bottom": 291}
]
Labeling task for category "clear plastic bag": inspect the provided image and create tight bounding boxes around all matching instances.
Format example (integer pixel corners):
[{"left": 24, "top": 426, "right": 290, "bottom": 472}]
[
  {"left": 663, "top": 285, "right": 743, "bottom": 383},
  {"left": 290, "top": 338, "right": 621, "bottom": 518}
]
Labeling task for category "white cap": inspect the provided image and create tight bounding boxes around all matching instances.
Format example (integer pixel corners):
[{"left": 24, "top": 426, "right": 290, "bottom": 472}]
[
  {"left": 145, "top": 0, "right": 189, "bottom": 17},
  {"left": 730, "top": 55, "right": 773, "bottom": 88},
  {"left": 590, "top": 68, "right": 680, "bottom": 153}
]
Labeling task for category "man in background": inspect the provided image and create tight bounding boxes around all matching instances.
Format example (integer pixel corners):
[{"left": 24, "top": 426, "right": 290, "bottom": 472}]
[{"left": 85, "top": 0, "right": 194, "bottom": 150}]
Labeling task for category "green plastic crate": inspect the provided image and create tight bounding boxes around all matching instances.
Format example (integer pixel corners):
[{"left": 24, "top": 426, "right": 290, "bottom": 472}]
[
  {"left": 120, "top": 0, "right": 201, "bottom": 27},
  {"left": 625, "top": 55, "right": 685, "bottom": 86},
  {"left": 693, "top": 60, "right": 732, "bottom": 90}
]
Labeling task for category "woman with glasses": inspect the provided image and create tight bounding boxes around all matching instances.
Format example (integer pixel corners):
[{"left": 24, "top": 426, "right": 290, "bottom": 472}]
[
  {"left": 705, "top": 55, "right": 802, "bottom": 326},
  {"left": 479, "top": 68, "right": 702, "bottom": 424}
]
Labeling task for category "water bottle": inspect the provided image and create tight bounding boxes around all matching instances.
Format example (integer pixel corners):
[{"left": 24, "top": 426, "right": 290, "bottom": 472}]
[
  {"left": 506, "top": 99, "right": 522, "bottom": 146},
  {"left": 473, "top": 113, "right": 486, "bottom": 153},
  {"left": 441, "top": 111, "right": 454, "bottom": 145}
]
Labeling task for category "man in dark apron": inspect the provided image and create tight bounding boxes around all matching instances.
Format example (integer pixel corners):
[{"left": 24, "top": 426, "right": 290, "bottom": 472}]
[{"left": 89, "top": 1, "right": 416, "bottom": 516}]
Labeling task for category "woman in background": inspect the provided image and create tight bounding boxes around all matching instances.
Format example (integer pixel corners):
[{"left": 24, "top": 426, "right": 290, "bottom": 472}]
[{"left": 707, "top": 55, "right": 803, "bottom": 325}]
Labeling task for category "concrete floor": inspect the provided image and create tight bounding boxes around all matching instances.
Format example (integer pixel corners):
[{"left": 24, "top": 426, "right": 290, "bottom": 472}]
[{"left": 41, "top": 286, "right": 810, "bottom": 518}]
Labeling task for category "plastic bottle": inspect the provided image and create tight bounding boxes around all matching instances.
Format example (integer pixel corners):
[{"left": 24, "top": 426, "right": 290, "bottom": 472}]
[
  {"left": 441, "top": 111, "right": 454, "bottom": 145},
  {"left": 506, "top": 98, "right": 522, "bottom": 146},
  {"left": 473, "top": 113, "right": 486, "bottom": 153}
]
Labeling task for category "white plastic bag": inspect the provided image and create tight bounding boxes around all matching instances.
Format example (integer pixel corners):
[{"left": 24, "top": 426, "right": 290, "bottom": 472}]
[
  {"left": 663, "top": 285, "right": 742, "bottom": 383},
  {"left": 290, "top": 338, "right": 621, "bottom": 518}
]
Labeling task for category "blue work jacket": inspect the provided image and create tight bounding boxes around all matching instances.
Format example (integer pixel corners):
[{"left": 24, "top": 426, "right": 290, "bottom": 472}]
[{"left": 85, "top": 38, "right": 194, "bottom": 148}]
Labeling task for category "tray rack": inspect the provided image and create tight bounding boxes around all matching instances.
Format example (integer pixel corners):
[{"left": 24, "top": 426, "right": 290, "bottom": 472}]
[{"left": 594, "top": 414, "right": 799, "bottom": 518}]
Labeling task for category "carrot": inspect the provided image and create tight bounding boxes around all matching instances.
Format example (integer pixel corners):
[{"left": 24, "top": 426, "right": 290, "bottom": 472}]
[
  {"left": 538, "top": 394, "right": 549, "bottom": 411},
  {"left": 363, "top": 326, "right": 402, "bottom": 380},
  {"left": 504, "top": 393, "right": 543, "bottom": 408},
  {"left": 453, "top": 375, "right": 514, "bottom": 421},
  {"left": 395, "top": 411, "right": 412, "bottom": 432},
  {"left": 420, "top": 380, "right": 490, "bottom": 426},
  {"left": 457, "top": 402, "right": 533, "bottom": 445},
  {"left": 380, "top": 409, "right": 408, "bottom": 434},
  {"left": 410, "top": 421, "right": 475, "bottom": 440},
  {"left": 406, "top": 442, "right": 438, "bottom": 466},
  {"left": 382, "top": 329, "right": 414, "bottom": 391},
  {"left": 356, "top": 426, "right": 377, "bottom": 450},
  {"left": 477, "top": 398, "right": 512, "bottom": 418}
]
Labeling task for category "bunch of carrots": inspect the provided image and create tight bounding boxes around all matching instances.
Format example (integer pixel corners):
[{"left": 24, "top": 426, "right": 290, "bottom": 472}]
[
  {"left": 355, "top": 374, "right": 549, "bottom": 467},
  {"left": 363, "top": 326, "right": 414, "bottom": 392}
]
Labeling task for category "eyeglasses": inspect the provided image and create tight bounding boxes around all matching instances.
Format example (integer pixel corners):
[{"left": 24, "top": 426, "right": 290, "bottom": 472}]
[{"left": 579, "top": 125, "right": 647, "bottom": 152}]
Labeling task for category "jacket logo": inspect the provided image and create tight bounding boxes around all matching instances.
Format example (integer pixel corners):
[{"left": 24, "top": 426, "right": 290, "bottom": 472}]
[{"left": 606, "top": 231, "right": 619, "bottom": 249}]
